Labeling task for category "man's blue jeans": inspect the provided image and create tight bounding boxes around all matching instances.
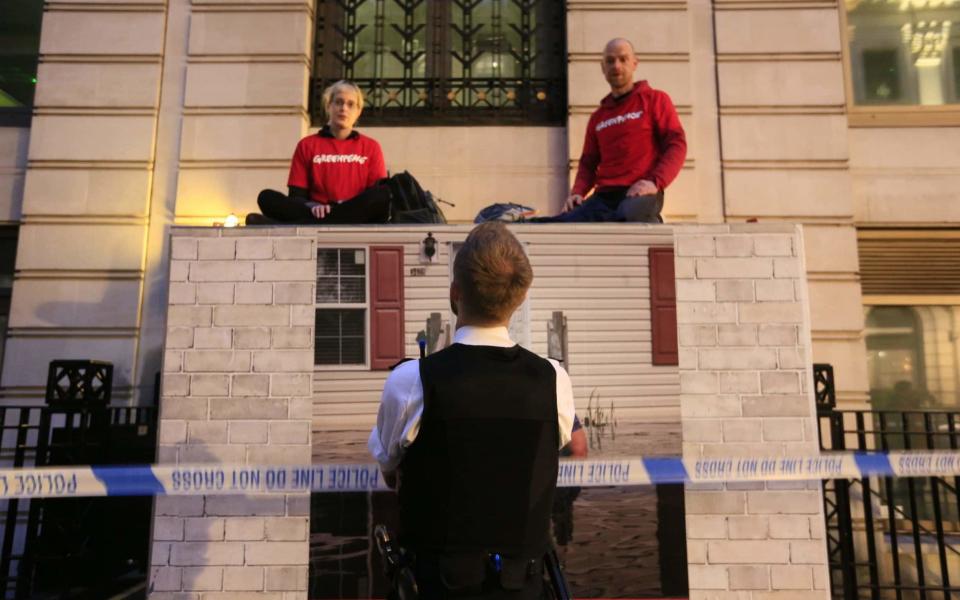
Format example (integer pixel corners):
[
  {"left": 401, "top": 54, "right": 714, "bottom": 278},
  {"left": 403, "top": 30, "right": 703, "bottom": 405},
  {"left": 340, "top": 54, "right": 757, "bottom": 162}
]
[{"left": 537, "top": 188, "right": 664, "bottom": 223}]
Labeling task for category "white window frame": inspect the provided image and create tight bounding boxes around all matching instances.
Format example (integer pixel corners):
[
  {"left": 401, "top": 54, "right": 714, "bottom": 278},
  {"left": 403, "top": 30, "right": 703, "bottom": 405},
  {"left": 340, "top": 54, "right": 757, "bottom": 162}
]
[{"left": 314, "top": 246, "right": 371, "bottom": 370}]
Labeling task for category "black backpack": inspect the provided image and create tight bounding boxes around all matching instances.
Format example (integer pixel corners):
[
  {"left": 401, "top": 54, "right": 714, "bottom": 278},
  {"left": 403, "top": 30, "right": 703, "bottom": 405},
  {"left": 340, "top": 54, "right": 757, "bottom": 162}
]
[{"left": 385, "top": 171, "right": 447, "bottom": 224}]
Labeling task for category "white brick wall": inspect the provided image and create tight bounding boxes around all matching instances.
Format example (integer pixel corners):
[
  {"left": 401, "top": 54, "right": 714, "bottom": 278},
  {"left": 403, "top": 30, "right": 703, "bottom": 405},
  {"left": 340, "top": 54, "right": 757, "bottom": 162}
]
[
  {"left": 675, "top": 224, "right": 829, "bottom": 600},
  {"left": 150, "top": 229, "right": 315, "bottom": 598}
]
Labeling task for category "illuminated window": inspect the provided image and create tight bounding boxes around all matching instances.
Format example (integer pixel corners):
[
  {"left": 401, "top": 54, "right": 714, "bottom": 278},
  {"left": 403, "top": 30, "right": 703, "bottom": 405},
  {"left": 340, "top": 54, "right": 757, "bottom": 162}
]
[
  {"left": 865, "top": 305, "right": 960, "bottom": 409},
  {"left": 846, "top": 0, "right": 960, "bottom": 106},
  {"left": 312, "top": 0, "right": 567, "bottom": 125}
]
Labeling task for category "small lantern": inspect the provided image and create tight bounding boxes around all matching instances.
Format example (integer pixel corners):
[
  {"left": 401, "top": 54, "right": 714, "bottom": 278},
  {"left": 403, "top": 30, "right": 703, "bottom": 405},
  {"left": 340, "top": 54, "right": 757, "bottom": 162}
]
[{"left": 422, "top": 232, "right": 437, "bottom": 263}]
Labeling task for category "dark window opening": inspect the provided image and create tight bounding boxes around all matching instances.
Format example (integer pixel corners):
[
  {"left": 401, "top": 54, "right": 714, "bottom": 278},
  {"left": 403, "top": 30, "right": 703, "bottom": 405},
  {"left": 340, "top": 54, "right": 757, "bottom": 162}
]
[
  {"left": 0, "top": 226, "right": 18, "bottom": 378},
  {"left": 312, "top": 0, "right": 567, "bottom": 126},
  {"left": 862, "top": 49, "right": 901, "bottom": 103},
  {"left": 0, "top": 0, "right": 43, "bottom": 126},
  {"left": 954, "top": 47, "right": 960, "bottom": 100},
  {"left": 315, "top": 308, "right": 366, "bottom": 365}
]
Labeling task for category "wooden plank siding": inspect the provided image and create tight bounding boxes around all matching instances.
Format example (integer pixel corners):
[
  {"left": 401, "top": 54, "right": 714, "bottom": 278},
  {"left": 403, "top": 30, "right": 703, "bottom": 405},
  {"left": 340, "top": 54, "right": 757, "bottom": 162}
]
[{"left": 310, "top": 225, "right": 679, "bottom": 441}]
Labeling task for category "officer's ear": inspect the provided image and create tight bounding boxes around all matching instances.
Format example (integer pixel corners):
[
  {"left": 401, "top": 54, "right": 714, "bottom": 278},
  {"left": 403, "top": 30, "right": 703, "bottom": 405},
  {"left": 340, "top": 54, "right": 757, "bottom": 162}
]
[{"left": 449, "top": 281, "right": 460, "bottom": 317}]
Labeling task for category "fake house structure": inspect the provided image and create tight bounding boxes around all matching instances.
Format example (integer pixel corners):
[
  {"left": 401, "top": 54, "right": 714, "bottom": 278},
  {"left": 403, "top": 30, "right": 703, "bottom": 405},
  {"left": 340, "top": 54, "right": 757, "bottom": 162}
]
[{"left": 153, "top": 222, "right": 831, "bottom": 599}]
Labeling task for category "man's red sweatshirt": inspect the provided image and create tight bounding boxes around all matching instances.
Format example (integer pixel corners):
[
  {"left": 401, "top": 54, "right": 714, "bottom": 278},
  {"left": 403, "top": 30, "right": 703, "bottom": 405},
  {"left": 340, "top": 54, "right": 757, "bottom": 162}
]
[{"left": 572, "top": 80, "right": 687, "bottom": 196}]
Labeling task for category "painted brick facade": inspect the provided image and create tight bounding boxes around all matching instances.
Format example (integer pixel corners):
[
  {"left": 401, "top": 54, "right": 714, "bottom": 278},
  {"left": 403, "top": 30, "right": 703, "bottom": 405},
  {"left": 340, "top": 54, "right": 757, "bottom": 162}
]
[
  {"left": 150, "top": 228, "right": 314, "bottom": 599},
  {"left": 676, "top": 224, "right": 830, "bottom": 600}
]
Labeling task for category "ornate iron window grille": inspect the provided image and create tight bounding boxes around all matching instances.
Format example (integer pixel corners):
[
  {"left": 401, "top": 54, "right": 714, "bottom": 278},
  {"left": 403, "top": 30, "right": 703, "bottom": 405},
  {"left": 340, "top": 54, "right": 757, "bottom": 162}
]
[{"left": 313, "top": 0, "right": 567, "bottom": 126}]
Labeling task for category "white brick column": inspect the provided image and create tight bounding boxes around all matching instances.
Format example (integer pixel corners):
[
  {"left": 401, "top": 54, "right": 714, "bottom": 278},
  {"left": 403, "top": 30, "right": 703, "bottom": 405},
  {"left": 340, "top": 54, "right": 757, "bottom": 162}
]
[
  {"left": 149, "top": 228, "right": 315, "bottom": 599},
  {"left": 675, "top": 224, "right": 830, "bottom": 599}
]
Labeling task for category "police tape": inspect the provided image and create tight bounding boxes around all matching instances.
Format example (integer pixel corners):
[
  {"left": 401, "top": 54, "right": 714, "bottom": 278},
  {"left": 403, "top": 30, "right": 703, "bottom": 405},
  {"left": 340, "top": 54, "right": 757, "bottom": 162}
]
[{"left": 0, "top": 451, "right": 958, "bottom": 499}]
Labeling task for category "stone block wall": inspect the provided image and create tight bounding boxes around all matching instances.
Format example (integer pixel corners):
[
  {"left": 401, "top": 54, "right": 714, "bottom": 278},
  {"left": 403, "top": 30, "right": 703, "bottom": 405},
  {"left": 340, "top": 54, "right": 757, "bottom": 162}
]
[
  {"left": 149, "top": 228, "right": 315, "bottom": 599},
  {"left": 675, "top": 224, "right": 830, "bottom": 600}
]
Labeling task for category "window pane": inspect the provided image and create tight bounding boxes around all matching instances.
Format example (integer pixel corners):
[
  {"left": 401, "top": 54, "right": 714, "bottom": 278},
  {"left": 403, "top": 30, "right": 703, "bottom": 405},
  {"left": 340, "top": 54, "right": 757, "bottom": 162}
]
[
  {"left": 340, "top": 309, "right": 365, "bottom": 337},
  {"left": 313, "top": 0, "right": 567, "bottom": 125},
  {"left": 315, "top": 310, "right": 342, "bottom": 337},
  {"left": 317, "top": 249, "right": 339, "bottom": 276},
  {"left": 865, "top": 305, "right": 960, "bottom": 410},
  {"left": 847, "top": 0, "right": 960, "bottom": 106},
  {"left": 351, "top": 0, "right": 429, "bottom": 80},
  {"left": 339, "top": 249, "right": 365, "bottom": 276},
  {"left": 862, "top": 49, "right": 901, "bottom": 102},
  {"left": 0, "top": 0, "right": 43, "bottom": 111},
  {"left": 315, "top": 309, "right": 366, "bottom": 365},
  {"left": 317, "top": 278, "right": 339, "bottom": 303},
  {"left": 314, "top": 337, "right": 342, "bottom": 365},
  {"left": 340, "top": 278, "right": 365, "bottom": 303},
  {"left": 341, "top": 336, "right": 365, "bottom": 364}
]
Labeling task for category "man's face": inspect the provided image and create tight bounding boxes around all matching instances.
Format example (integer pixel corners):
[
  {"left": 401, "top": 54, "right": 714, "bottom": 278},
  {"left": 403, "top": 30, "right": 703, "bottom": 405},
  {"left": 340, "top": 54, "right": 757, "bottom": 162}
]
[
  {"left": 601, "top": 42, "right": 638, "bottom": 90},
  {"left": 327, "top": 89, "right": 362, "bottom": 130}
]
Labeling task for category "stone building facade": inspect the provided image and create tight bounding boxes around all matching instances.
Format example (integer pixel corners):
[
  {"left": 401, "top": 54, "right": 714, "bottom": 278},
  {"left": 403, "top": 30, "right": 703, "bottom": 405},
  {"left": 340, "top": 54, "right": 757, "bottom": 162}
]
[{"left": 3, "top": 0, "right": 958, "bottom": 413}]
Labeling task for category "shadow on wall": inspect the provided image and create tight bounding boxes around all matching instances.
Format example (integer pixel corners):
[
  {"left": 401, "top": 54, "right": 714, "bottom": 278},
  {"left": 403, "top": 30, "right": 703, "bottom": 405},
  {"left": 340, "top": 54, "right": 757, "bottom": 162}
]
[{"left": 2, "top": 281, "right": 155, "bottom": 398}]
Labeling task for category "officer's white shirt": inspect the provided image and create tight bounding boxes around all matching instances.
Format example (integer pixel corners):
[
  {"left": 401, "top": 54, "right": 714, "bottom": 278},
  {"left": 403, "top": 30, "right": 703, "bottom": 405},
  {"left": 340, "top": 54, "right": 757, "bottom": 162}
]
[{"left": 368, "top": 325, "right": 576, "bottom": 473}]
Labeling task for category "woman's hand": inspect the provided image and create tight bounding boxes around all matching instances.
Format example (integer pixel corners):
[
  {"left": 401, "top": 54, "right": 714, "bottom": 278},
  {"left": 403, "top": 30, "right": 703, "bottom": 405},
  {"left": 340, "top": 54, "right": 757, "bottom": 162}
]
[{"left": 563, "top": 194, "right": 584, "bottom": 213}]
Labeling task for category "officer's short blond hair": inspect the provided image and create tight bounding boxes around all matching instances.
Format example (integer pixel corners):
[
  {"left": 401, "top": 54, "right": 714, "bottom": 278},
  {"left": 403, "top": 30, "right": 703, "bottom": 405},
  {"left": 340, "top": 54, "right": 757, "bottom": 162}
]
[{"left": 454, "top": 222, "right": 533, "bottom": 323}]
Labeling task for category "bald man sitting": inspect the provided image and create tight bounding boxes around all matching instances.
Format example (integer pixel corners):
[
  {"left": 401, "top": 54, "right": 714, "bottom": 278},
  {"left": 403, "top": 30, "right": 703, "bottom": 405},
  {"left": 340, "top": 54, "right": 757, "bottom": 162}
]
[{"left": 542, "top": 38, "right": 687, "bottom": 223}]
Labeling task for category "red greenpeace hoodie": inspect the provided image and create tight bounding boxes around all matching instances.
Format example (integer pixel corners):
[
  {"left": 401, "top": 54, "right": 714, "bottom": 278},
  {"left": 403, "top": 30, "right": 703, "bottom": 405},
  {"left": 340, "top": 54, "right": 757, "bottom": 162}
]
[
  {"left": 287, "top": 127, "right": 386, "bottom": 204},
  {"left": 572, "top": 81, "right": 687, "bottom": 196}
]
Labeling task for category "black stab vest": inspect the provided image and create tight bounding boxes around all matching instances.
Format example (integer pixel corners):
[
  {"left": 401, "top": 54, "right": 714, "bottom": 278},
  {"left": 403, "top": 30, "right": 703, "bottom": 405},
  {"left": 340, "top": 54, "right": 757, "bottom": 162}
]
[{"left": 398, "top": 342, "right": 559, "bottom": 559}]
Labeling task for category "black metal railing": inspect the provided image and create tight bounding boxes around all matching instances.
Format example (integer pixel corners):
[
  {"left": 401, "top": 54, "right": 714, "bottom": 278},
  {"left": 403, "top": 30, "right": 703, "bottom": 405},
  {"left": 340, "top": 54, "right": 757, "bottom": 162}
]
[
  {"left": 816, "top": 364, "right": 960, "bottom": 600},
  {"left": 0, "top": 361, "right": 159, "bottom": 598},
  {"left": 0, "top": 402, "right": 158, "bottom": 599}
]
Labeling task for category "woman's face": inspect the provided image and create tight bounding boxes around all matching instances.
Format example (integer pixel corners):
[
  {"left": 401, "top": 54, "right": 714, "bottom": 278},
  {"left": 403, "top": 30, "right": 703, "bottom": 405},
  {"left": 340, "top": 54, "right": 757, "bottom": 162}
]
[{"left": 327, "top": 89, "right": 362, "bottom": 131}]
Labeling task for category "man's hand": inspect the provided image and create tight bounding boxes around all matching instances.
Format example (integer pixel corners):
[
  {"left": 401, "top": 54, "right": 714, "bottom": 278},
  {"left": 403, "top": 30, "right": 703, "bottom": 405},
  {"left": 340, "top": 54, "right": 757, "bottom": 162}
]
[
  {"left": 568, "top": 428, "right": 588, "bottom": 458},
  {"left": 563, "top": 194, "right": 585, "bottom": 213},
  {"left": 311, "top": 203, "right": 332, "bottom": 219},
  {"left": 627, "top": 179, "right": 658, "bottom": 197}
]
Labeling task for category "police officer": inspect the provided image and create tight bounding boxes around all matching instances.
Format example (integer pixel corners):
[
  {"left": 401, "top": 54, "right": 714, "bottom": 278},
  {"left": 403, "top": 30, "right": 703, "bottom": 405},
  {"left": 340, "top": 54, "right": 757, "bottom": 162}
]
[{"left": 369, "top": 222, "right": 576, "bottom": 599}]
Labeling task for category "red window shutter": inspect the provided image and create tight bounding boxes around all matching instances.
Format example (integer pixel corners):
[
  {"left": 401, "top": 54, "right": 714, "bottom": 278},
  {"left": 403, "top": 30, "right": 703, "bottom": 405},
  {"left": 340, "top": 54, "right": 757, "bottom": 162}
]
[
  {"left": 370, "top": 246, "right": 405, "bottom": 370},
  {"left": 649, "top": 246, "right": 678, "bottom": 366}
]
